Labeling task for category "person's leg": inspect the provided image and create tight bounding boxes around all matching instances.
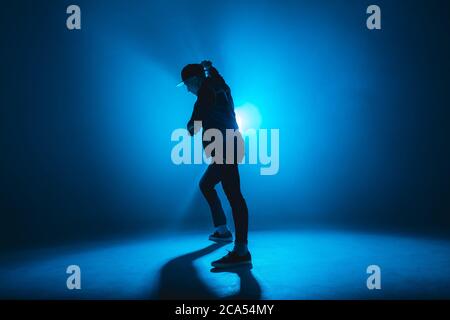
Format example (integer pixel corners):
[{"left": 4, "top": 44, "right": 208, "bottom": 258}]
[
  {"left": 221, "top": 164, "right": 249, "bottom": 252},
  {"left": 210, "top": 164, "right": 251, "bottom": 268},
  {"left": 199, "top": 163, "right": 228, "bottom": 229}
]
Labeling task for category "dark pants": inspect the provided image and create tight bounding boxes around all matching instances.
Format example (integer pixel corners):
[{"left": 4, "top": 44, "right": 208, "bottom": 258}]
[{"left": 199, "top": 163, "right": 248, "bottom": 245}]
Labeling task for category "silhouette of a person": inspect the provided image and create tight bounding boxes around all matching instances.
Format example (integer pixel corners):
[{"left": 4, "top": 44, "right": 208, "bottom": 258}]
[{"left": 178, "top": 61, "right": 251, "bottom": 268}]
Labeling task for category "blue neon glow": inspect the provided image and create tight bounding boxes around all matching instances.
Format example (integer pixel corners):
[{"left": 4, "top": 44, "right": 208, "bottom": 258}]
[
  {"left": 3, "top": 0, "right": 449, "bottom": 252},
  {"left": 235, "top": 103, "right": 262, "bottom": 132}
]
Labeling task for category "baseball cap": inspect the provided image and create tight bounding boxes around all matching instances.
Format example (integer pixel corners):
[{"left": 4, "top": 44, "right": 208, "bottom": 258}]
[{"left": 176, "top": 64, "right": 204, "bottom": 87}]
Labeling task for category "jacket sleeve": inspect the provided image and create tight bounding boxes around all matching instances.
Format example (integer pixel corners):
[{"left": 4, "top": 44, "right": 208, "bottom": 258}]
[
  {"left": 187, "top": 102, "right": 201, "bottom": 136},
  {"left": 187, "top": 85, "right": 216, "bottom": 136}
]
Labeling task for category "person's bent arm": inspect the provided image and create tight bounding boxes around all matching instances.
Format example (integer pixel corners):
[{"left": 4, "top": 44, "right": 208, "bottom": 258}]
[
  {"left": 187, "top": 85, "right": 215, "bottom": 136},
  {"left": 187, "top": 102, "right": 201, "bottom": 136}
]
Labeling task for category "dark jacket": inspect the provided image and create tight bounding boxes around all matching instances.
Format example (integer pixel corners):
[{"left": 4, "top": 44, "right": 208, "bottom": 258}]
[
  {"left": 187, "top": 76, "right": 241, "bottom": 162},
  {"left": 187, "top": 76, "right": 244, "bottom": 163},
  {"left": 187, "top": 76, "right": 239, "bottom": 136}
]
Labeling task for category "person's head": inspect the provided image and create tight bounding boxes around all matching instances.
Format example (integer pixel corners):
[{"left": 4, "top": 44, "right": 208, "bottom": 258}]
[{"left": 178, "top": 64, "right": 205, "bottom": 95}]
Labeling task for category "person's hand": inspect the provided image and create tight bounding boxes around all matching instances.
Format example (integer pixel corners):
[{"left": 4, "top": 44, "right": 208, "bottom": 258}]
[
  {"left": 187, "top": 122, "right": 194, "bottom": 136},
  {"left": 201, "top": 60, "right": 212, "bottom": 69}
]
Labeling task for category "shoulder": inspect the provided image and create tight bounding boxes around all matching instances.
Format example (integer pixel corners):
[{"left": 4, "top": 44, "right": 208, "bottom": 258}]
[{"left": 198, "top": 80, "right": 216, "bottom": 101}]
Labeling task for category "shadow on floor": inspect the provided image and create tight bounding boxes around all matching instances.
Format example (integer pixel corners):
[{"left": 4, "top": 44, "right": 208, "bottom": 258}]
[
  {"left": 210, "top": 265, "right": 262, "bottom": 299},
  {"left": 152, "top": 243, "right": 261, "bottom": 299}
]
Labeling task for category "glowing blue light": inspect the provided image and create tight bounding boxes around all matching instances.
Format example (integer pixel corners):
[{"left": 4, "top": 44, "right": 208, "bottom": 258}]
[{"left": 235, "top": 103, "right": 262, "bottom": 132}]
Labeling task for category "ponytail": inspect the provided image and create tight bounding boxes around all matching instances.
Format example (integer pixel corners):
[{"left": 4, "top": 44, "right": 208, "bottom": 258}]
[{"left": 201, "top": 60, "right": 225, "bottom": 83}]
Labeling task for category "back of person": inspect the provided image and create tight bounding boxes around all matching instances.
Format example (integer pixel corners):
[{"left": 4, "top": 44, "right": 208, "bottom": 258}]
[
  {"left": 195, "top": 74, "right": 243, "bottom": 163},
  {"left": 196, "top": 75, "right": 239, "bottom": 133}
]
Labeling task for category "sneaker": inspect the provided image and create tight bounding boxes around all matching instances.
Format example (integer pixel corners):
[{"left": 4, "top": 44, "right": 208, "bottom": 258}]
[
  {"left": 209, "top": 230, "right": 233, "bottom": 243},
  {"left": 211, "top": 250, "right": 252, "bottom": 269}
]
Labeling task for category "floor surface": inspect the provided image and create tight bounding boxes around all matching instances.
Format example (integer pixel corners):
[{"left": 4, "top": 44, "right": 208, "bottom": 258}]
[{"left": 1, "top": 230, "right": 450, "bottom": 299}]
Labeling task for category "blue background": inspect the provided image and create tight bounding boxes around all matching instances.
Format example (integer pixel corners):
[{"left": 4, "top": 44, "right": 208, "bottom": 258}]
[{"left": 1, "top": 0, "right": 450, "bottom": 251}]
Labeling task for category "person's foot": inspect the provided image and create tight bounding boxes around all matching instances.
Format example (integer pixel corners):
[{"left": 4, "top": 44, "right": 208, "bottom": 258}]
[
  {"left": 211, "top": 250, "right": 252, "bottom": 269},
  {"left": 209, "top": 230, "right": 233, "bottom": 243}
]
